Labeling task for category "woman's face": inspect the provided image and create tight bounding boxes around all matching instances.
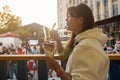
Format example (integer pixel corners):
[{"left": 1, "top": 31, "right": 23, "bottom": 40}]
[{"left": 66, "top": 12, "right": 83, "bottom": 34}]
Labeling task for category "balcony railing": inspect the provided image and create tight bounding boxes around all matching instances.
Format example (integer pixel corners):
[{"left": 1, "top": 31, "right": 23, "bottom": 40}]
[
  {"left": 0, "top": 54, "right": 120, "bottom": 80},
  {"left": 0, "top": 54, "right": 63, "bottom": 80},
  {"left": 0, "top": 54, "right": 120, "bottom": 60},
  {"left": 0, "top": 54, "right": 63, "bottom": 60}
]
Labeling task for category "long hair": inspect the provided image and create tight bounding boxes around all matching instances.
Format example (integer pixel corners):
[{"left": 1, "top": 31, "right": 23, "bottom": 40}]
[
  {"left": 68, "top": 3, "right": 95, "bottom": 32},
  {"left": 61, "top": 32, "right": 76, "bottom": 70},
  {"left": 61, "top": 3, "right": 95, "bottom": 70}
]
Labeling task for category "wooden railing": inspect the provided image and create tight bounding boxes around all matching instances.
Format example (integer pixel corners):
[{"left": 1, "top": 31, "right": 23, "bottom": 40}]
[
  {"left": 107, "top": 54, "right": 120, "bottom": 60},
  {"left": 0, "top": 53, "right": 120, "bottom": 80},
  {"left": 0, "top": 54, "right": 63, "bottom": 80},
  {"left": 0, "top": 54, "right": 120, "bottom": 60},
  {"left": 0, "top": 54, "right": 63, "bottom": 60}
]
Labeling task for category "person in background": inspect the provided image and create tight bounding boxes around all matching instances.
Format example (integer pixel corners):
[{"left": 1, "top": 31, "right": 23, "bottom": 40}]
[
  {"left": 36, "top": 44, "right": 40, "bottom": 54},
  {"left": 114, "top": 40, "right": 120, "bottom": 53},
  {"left": 0, "top": 60, "right": 7, "bottom": 80},
  {"left": 38, "top": 41, "right": 48, "bottom": 80},
  {"left": 9, "top": 48, "right": 17, "bottom": 80},
  {"left": 31, "top": 45, "right": 38, "bottom": 69},
  {"left": 22, "top": 45, "right": 27, "bottom": 54},
  {"left": 32, "top": 45, "right": 39, "bottom": 54},
  {"left": 17, "top": 47, "right": 23, "bottom": 54},
  {"left": 45, "top": 3, "right": 109, "bottom": 80},
  {"left": 17, "top": 46, "right": 28, "bottom": 80},
  {"left": 110, "top": 36, "right": 116, "bottom": 50}
]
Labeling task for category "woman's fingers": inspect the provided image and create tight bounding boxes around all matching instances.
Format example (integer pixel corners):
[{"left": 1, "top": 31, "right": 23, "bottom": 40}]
[
  {"left": 45, "top": 56, "right": 60, "bottom": 71},
  {"left": 50, "top": 30, "right": 60, "bottom": 41}
]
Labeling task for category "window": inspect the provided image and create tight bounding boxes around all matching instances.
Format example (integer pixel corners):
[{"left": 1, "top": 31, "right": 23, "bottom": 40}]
[
  {"left": 105, "top": 5, "right": 109, "bottom": 18},
  {"left": 83, "top": 0, "right": 88, "bottom": 4},
  {"left": 113, "top": 4, "right": 118, "bottom": 16},
  {"left": 104, "top": 0, "right": 109, "bottom": 18},
  {"left": 97, "top": 1, "right": 101, "bottom": 20},
  {"left": 91, "top": 1, "right": 94, "bottom": 12},
  {"left": 97, "top": 1, "right": 100, "bottom": 7},
  {"left": 77, "top": 0, "right": 79, "bottom": 4},
  {"left": 98, "top": 14, "right": 101, "bottom": 20},
  {"left": 73, "top": 0, "right": 75, "bottom": 5},
  {"left": 104, "top": 0, "right": 108, "bottom": 4},
  {"left": 113, "top": 0, "right": 117, "bottom": 2},
  {"left": 112, "top": 0, "right": 118, "bottom": 16}
]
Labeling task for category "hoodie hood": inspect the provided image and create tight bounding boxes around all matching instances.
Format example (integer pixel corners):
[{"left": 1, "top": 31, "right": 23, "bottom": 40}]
[{"left": 75, "top": 28, "right": 108, "bottom": 47}]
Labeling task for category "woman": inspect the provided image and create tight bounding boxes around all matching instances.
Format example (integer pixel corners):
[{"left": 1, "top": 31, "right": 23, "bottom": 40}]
[{"left": 45, "top": 3, "right": 109, "bottom": 80}]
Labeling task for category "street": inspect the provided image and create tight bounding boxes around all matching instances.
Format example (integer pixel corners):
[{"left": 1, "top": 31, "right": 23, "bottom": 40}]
[{"left": 7, "top": 71, "right": 61, "bottom": 80}]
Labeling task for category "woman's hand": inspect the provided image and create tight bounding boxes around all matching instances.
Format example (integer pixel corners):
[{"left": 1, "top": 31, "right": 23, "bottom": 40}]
[
  {"left": 45, "top": 56, "right": 72, "bottom": 80},
  {"left": 45, "top": 56, "right": 60, "bottom": 71},
  {"left": 50, "top": 30, "right": 60, "bottom": 41},
  {"left": 50, "top": 30, "right": 64, "bottom": 53}
]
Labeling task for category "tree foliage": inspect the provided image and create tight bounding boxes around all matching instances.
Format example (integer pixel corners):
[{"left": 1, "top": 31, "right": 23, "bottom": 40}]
[
  {"left": 0, "top": 5, "right": 31, "bottom": 41},
  {"left": 14, "top": 27, "right": 31, "bottom": 41},
  {"left": 0, "top": 5, "right": 22, "bottom": 33}
]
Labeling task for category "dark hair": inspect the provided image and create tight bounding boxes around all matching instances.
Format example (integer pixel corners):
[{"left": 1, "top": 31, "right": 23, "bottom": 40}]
[
  {"left": 61, "top": 3, "right": 95, "bottom": 70},
  {"left": 61, "top": 32, "right": 76, "bottom": 70},
  {"left": 68, "top": 3, "right": 95, "bottom": 32},
  {"left": 65, "top": 32, "right": 76, "bottom": 48}
]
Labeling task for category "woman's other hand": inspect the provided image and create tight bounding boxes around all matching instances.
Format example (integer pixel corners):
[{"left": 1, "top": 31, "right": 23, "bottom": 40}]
[
  {"left": 45, "top": 56, "right": 60, "bottom": 71},
  {"left": 45, "top": 56, "right": 72, "bottom": 80}
]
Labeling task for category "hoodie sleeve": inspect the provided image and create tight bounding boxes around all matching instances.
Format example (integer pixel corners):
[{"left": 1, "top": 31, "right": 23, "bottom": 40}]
[{"left": 69, "top": 46, "right": 104, "bottom": 80}]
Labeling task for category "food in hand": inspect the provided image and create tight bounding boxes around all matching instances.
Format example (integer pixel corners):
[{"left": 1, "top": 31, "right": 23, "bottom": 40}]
[{"left": 43, "top": 42, "right": 55, "bottom": 57}]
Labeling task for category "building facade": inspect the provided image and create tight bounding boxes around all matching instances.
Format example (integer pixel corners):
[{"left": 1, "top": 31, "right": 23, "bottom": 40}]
[{"left": 57, "top": 0, "right": 120, "bottom": 39}]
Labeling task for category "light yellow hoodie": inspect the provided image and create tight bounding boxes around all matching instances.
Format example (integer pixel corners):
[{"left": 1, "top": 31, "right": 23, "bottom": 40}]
[{"left": 66, "top": 28, "right": 110, "bottom": 80}]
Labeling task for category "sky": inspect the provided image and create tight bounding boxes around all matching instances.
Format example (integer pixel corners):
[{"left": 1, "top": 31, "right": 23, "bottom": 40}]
[{"left": 0, "top": 0, "right": 57, "bottom": 28}]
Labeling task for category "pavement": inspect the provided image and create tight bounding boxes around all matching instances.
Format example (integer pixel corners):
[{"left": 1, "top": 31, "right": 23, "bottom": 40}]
[{"left": 7, "top": 70, "right": 61, "bottom": 80}]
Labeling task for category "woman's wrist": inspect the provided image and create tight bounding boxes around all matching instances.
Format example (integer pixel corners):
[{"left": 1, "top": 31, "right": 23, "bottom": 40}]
[
  {"left": 56, "top": 67, "right": 64, "bottom": 77},
  {"left": 56, "top": 67, "right": 72, "bottom": 80}
]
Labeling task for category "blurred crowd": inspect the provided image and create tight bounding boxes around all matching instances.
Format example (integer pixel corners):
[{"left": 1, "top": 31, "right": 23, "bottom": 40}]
[
  {"left": 0, "top": 42, "right": 42, "bottom": 80},
  {"left": 0, "top": 43, "right": 41, "bottom": 55},
  {"left": 104, "top": 36, "right": 120, "bottom": 54}
]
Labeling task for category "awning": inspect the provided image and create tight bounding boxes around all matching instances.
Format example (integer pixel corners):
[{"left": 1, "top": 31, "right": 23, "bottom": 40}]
[
  {"left": 94, "top": 15, "right": 120, "bottom": 26},
  {"left": 0, "top": 32, "right": 20, "bottom": 38}
]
